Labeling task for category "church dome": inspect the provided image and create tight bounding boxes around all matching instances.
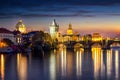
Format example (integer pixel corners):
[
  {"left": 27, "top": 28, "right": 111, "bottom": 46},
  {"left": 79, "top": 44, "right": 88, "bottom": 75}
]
[{"left": 16, "top": 20, "right": 26, "bottom": 33}]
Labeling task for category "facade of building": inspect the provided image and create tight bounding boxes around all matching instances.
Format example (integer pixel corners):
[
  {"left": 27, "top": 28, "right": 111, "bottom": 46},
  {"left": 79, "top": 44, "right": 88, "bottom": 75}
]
[
  {"left": 92, "top": 33, "right": 103, "bottom": 42},
  {"left": 49, "top": 19, "right": 59, "bottom": 40},
  {"left": 0, "top": 28, "right": 16, "bottom": 47},
  {"left": 67, "top": 23, "right": 73, "bottom": 35},
  {"left": 13, "top": 30, "right": 22, "bottom": 45},
  {"left": 63, "top": 23, "right": 79, "bottom": 42},
  {"left": 16, "top": 20, "right": 26, "bottom": 33},
  {"left": 82, "top": 34, "right": 92, "bottom": 41}
]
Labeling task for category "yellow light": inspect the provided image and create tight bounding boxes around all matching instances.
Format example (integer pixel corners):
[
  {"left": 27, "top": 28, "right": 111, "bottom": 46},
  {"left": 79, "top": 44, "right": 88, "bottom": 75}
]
[
  {"left": 19, "top": 27, "right": 26, "bottom": 33},
  {"left": 115, "top": 50, "right": 119, "bottom": 79},
  {"left": 1, "top": 54, "right": 5, "bottom": 80},
  {"left": 0, "top": 42, "right": 8, "bottom": 48},
  {"left": 76, "top": 49, "right": 83, "bottom": 76},
  {"left": 49, "top": 53, "right": 56, "bottom": 80},
  {"left": 106, "top": 50, "right": 112, "bottom": 78},
  {"left": 17, "top": 54, "right": 27, "bottom": 80},
  {"left": 61, "top": 49, "right": 67, "bottom": 76},
  {"left": 92, "top": 47, "right": 101, "bottom": 80},
  {"left": 67, "top": 30, "right": 73, "bottom": 35}
]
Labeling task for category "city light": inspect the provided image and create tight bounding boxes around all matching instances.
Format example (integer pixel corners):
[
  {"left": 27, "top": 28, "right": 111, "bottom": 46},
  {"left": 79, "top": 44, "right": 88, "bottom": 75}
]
[
  {"left": 0, "top": 41, "right": 8, "bottom": 48},
  {"left": 0, "top": 1, "right": 120, "bottom": 79}
]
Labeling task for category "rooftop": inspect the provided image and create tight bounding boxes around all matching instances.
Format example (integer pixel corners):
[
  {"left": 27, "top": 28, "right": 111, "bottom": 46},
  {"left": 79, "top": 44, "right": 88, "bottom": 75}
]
[{"left": 0, "top": 28, "right": 12, "bottom": 34}]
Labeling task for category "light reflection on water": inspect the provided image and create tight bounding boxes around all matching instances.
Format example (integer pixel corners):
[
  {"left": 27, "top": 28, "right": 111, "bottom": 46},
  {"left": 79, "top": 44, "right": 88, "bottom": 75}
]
[
  {"left": 76, "top": 48, "right": 84, "bottom": 77},
  {"left": 115, "top": 50, "right": 119, "bottom": 80},
  {"left": 0, "top": 54, "right": 5, "bottom": 80},
  {"left": 0, "top": 47, "right": 120, "bottom": 80},
  {"left": 49, "top": 53, "right": 56, "bottom": 80},
  {"left": 106, "top": 50, "right": 112, "bottom": 79},
  {"left": 17, "top": 53, "right": 27, "bottom": 80},
  {"left": 60, "top": 49, "right": 67, "bottom": 76},
  {"left": 92, "top": 47, "right": 102, "bottom": 80}
]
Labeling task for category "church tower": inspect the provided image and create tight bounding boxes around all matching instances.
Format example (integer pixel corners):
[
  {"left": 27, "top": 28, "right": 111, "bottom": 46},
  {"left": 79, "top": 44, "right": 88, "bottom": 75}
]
[
  {"left": 16, "top": 19, "right": 26, "bottom": 33},
  {"left": 67, "top": 23, "right": 73, "bottom": 35},
  {"left": 49, "top": 19, "right": 59, "bottom": 40}
]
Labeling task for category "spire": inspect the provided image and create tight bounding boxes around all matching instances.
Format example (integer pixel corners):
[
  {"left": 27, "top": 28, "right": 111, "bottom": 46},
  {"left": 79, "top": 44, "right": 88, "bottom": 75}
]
[
  {"left": 52, "top": 19, "right": 57, "bottom": 26},
  {"left": 68, "top": 23, "right": 72, "bottom": 29},
  {"left": 19, "top": 19, "right": 23, "bottom": 22}
]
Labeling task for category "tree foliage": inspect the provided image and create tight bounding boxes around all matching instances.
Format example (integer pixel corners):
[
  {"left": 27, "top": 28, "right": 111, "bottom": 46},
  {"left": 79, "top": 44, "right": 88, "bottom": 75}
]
[{"left": 32, "top": 31, "right": 52, "bottom": 46}]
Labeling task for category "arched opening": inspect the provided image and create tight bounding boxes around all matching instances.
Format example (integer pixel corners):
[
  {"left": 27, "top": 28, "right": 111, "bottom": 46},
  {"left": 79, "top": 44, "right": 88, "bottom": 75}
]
[
  {"left": 74, "top": 43, "right": 84, "bottom": 49},
  {"left": 56, "top": 44, "right": 66, "bottom": 50},
  {"left": 0, "top": 38, "right": 14, "bottom": 48},
  {"left": 92, "top": 43, "right": 102, "bottom": 48},
  {"left": 110, "top": 42, "right": 120, "bottom": 50},
  {"left": 74, "top": 43, "right": 84, "bottom": 52}
]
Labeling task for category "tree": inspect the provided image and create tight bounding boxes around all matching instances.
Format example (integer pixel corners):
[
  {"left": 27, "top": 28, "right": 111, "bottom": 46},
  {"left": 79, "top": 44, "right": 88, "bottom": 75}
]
[
  {"left": 32, "top": 31, "right": 44, "bottom": 44},
  {"left": 44, "top": 33, "right": 52, "bottom": 45},
  {"left": 32, "top": 31, "right": 52, "bottom": 46},
  {"left": 32, "top": 31, "right": 52, "bottom": 53}
]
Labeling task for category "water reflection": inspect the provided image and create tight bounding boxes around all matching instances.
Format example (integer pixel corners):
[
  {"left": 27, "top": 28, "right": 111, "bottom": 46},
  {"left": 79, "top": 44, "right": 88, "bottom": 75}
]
[
  {"left": 67, "top": 50, "right": 73, "bottom": 76},
  {"left": 60, "top": 49, "right": 67, "bottom": 76},
  {"left": 92, "top": 47, "right": 102, "bottom": 80},
  {"left": 106, "top": 50, "right": 112, "bottom": 79},
  {"left": 0, "top": 54, "right": 5, "bottom": 80},
  {"left": 115, "top": 50, "right": 119, "bottom": 79},
  {"left": 17, "top": 53, "right": 27, "bottom": 80},
  {"left": 49, "top": 53, "right": 56, "bottom": 80},
  {"left": 76, "top": 48, "right": 84, "bottom": 76},
  {"left": 100, "top": 49, "right": 105, "bottom": 77},
  {"left": 0, "top": 47, "right": 120, "bottom": 80}
]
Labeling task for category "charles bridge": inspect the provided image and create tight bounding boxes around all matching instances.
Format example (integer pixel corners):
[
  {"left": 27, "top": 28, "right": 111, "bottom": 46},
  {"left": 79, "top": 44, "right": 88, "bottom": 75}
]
[{"left": 55, "top": 38, "right": 120, "bottom": 50}]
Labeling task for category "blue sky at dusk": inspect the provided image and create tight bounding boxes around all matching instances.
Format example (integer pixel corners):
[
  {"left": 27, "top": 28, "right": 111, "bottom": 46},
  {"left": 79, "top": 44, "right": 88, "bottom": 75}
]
[{"left": 0, "top": 0, "right": 120, "bottom": 37}]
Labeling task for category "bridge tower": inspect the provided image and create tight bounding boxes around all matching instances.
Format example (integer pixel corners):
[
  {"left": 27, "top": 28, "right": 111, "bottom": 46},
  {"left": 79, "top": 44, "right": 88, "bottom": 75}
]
[{"left": 49, "top": 19, "right": 59, "bottom": 41}]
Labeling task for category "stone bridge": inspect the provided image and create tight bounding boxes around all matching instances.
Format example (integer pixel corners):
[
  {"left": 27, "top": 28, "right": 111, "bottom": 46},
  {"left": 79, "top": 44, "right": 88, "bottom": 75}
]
[{"left": 55, "top": 39, "right": 120, "bottom": 50}]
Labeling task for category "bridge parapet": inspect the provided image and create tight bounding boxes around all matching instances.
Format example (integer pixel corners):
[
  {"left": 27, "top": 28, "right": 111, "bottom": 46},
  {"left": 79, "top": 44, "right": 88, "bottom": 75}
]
[{"left": 55, "top": 39, "right": 120, "bottom": 49}]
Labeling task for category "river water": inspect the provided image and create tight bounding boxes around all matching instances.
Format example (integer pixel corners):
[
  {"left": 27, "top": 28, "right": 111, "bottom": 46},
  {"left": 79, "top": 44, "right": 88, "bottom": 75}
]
[{"left": 0, "top": 47, "right": 120, "bottom": 80}]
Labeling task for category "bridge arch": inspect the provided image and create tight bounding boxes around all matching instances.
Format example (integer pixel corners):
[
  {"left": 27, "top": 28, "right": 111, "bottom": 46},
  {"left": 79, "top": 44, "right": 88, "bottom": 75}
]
[
  {"left": 0, "top": 38, "right": 14, "bottom": 47},
  {"left": 91, "top": 43, "right": 102, "bottom": 48},
  {"left": 107, "top": 40, "right": 120, "bottom": 48},
  {"left": 56, "top": 43, "right": 66, "bottom": 49},
  {"left": 73, "top": 43, "right": 84, "bottom": 52},
  {"left": 74, "top": 43, "right": 84, "bottom": 49},
  {"left": 110, "top": 42, "right": 120, "bottom": 47}
]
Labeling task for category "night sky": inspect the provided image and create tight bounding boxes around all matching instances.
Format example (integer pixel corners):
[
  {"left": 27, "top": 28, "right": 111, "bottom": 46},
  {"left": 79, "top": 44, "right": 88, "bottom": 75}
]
[{"left": 0, "top": 0, "right": 120, "bottom": 37}]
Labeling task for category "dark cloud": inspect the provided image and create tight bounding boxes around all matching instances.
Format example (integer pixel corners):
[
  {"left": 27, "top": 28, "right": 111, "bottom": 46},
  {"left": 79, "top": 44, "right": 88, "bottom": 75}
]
[
  {"left": 0, "top": 0, "right": 120, "bottom": 18},
  {"left": 21, "top": 14, "right": 95, "bottom": 18},
  {"left": 1, "top": 0, "right": 120, "bottom": 8},
  {"left": 107, "top": 13, "right": 120, "bottom": 16},
  {"left": 0, "top": 10, "right": 95, "bottom": 18}
]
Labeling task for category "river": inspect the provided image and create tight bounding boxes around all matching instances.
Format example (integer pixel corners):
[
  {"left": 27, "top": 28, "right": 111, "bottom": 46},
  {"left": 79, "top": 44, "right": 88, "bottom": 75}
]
[{"left": 0, "top": 47, "right": 120, "bottom": 80}]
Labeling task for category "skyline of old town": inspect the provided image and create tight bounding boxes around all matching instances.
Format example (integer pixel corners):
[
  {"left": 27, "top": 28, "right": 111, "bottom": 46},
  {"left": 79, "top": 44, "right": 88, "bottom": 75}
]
[{"left": 0, "top": 19, "right": 120, "bottom": 38}]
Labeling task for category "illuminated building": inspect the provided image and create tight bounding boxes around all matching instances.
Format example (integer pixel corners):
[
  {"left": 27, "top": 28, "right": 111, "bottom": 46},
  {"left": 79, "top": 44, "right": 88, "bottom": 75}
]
[
  {"left": 49, "top": 19, "right": 59, "bottom": 40},
  {"left": 13, "top": 30, "right": 22, "bottom": 45},
  {"left": 92, "top": 33, "right": 103, "bottom": 42},
  {"left": 82, "top": 34, "right": 92, "bottom": 43},
  {"left": 63, "top": 23, "right": 79, "bottom": 42},
  {"left": 67, "top": 23, "right": 73, "bottom": 35},
  {"left": 16, "top": 20, "right": 26, "bottom": 33},
  {"left": 56, "top": 33, "right": 63, "bottom": 42},
  {"left": 0, "top": 28, "right": 16, "bottom": 47}
]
